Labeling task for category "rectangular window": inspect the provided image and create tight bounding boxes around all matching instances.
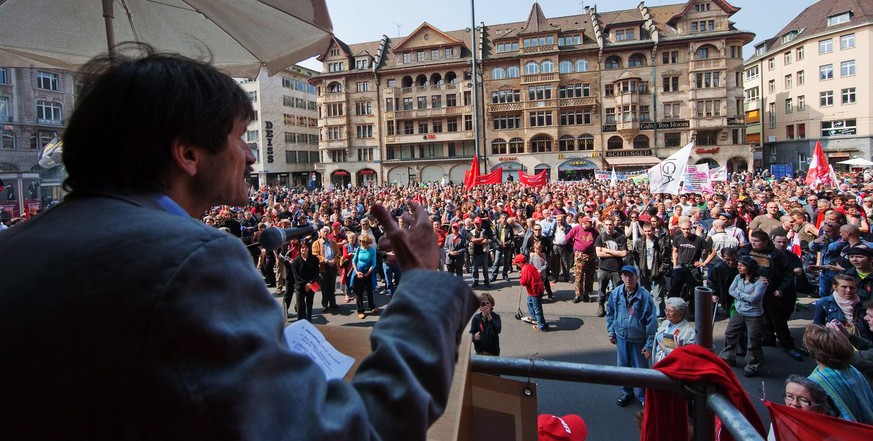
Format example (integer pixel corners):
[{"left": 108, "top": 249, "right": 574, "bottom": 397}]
[
  {"left": 0, "top": 67, "right": 6, "bottom": 84},
  {"left": 431, "top": 49, "right": 440, "bottom": 61},
  {"left": 36, "top": 71, "right": 59, "bottom": 90},
  {"left": 819, "top": 64, "right": 833, "bottom": 80},
  {"left": 464, "top": 115, "right": 472, "bottom": 131},
  {"left": 697, "top": 130, "right": 719, "bottom": 146},
  {"left": 2, "top": 127, "right": 15, "bottom": 149},
  {"left": 385, "top": 98, "right": 394, "bottom": 112},
  {"left": 798, "top": 123, "right": 806, "bottom": 138},
  {"left": 403, "top": 121, "right": 414, "bottom": 135},
  {"left": 492, "top": 114, "right": 522, "bottom": 130},
  {"left": 36, "top": 100, "right": 62, "bottom": 123},
  {"left": 431, "top": 95, "right": 441, "bottom": 109},
  {"left": 639, "top": 105, "right": 650, "bottom": 122},
  {"left": 662, "top": 76, "right": 679, "bottom": 92},
  {"left": 841, "top": 87, "right": 856, "bottom": 104},
  {"left": 744, "top": 66, "right": 759, "bottom": 81},
  {"left": 745, "top": 86, "right": 760, "bottom": 102},
  {"left": 787, "top": 125, "right": 795, "bottom": 140},
  {"left": 386, "top": 121, "right": 395, "bottom": 136},
  {"left": 402, "top": 98, "right": 413, "bottom": 110},
  {"left": 247, "top": 130, "right": 260, "bottom": 142},
  {"left": 663, "top": 102, "right": 680, "bottom": 119},
  {"left": 784, "top": 52, "right": 792, "bottom": 65},
  {"left": 841, "top": 60, "right": 855, "bottom": 77},
  {"left": 604, "top": 84, "right": 614, "bottom": 97},
  {"left": 798, "top": 95, "right": 806, "bottom": 111},
  {"left": 768, "top": 80, "right": 775, "bottom": 93},
  {"left": 354, "top": 102, "right": 372, "bottom": 115},
  {"left": 661, "top": 50, "right": 679, "bottom": 64},
  {"left": 840, "top": 33, "right": 855, "bottom": 49},
  {"left": 559, "top": 111, "right": 591, "bottom": 125},
  {"left": 433, "top": 120, "right": 443, "bottom": 133},
  {"left": 664, "top": 132, "right": 681, "bottom": 147},
  {"left": 819, "top": 39, "right": 833, "bottom": 54},
  {"left": 768, "top": 102, "right": 776, "bottom": 128},
  {"left": 797, "top": 70, "right": 805, "bottom": 85},
  {"left": 695, "top": 71, "right": 720, "bottom": 88},
  {"left": 696, "top": 100, "right": 721, "bottom": 117},
  {"left": 529, "top": 111, "right": 553, "bottom": 127},
  {"left": 402, "top": 53, "right": 412, "bottom": 63},
  {"left": 820, "top": 91, "right": 834, "bottom": 106},
  {"left": 827, "top": 12, "right": 851, "bottom": 26},
  {"left": 527, "top": 86, "right": 552, "bottom": 100},
  {"left": 784, "top": 74, "right": 792, "bottom": 89},
  {"left": 355, "top": 81, "right": 370, "bottom": 92},
  {"left": 447, "top": 118, "right": 458, "bottom": 132},
  {"left": 605, "top": 108, "right": 616, "bottom": 124},
  {"left": 445, "top": 47, "right": 455, "bottom": 59},
  {"left": 785, "top": 98, "right": 793, "bottom": 113},
  {"left": 768, "top": 58, "right": 775, "bottom": 70},
  {"left": 418, "top": 121, "right": 428, "bottom": 134},
  {"left": 821, "top": 119, "right": 857, "bottom": 137},
  {"left": 0, "top": 96, "right": 9, "bottom": 122},
  {"left": 797, "top": 46, "right": 804, "bottom": 60},
  {"left": 446, "top": 94, "right": 457, "bottom": 107},
  {"left": 417, "top": 96, "right": 427, "bottom": 110}
]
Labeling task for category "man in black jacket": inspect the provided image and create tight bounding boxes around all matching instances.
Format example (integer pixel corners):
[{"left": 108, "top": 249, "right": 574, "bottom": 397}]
[
  {"left": 738, "top": 230, "right": 804, "bottom": 361},
  {"left": 633, "top": 221, "right": 671, "bottom": 318}
]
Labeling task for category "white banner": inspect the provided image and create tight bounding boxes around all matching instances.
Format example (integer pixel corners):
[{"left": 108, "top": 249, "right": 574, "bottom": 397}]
[
  {"left": 709, "top": 165, "right": 727, "bottom": 182},
  {"left": 648, "top": 141, "right": 694, "bottom": 195},
  {"left": 683, "top": 163, "right": 713, "bottom": 194}
]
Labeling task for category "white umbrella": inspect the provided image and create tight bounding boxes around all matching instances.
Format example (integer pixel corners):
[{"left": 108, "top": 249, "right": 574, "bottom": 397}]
[
  {"left": 837, "top": 158, "right": 873, "bottom": 167},
  {"left": 0, "top": 0, "right": 333, "bottom": 77}
]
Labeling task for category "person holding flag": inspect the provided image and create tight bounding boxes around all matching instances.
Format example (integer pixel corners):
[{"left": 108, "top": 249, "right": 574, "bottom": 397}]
[
  {"left": 648, "top": 142, "right": 694, "bottom": 195},
  {"left": 806, "top": 140, "right": 838, "bottom": 190}
]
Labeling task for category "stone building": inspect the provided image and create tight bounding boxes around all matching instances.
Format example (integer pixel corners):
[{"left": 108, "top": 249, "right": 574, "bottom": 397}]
[
  {"left": 744, "top": 0, "right": 872, "bottom": 173},
  {"left": 311, "top": 0, "right": 755, "bottom": 186}
]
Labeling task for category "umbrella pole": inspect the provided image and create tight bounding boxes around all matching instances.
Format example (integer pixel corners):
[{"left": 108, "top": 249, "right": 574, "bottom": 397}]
[{"left": 102, "top": 0, "right": 116, "bottom": 59}]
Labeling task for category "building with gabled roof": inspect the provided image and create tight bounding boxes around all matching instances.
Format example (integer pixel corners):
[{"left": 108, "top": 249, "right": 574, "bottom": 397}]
[{"left": 310, "top": 0, "right": 755, "bottom": 186}]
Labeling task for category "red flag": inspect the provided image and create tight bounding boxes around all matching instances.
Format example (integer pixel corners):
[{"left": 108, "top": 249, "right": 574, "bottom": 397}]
[
  {"left": 790, "top": 232, "right": 802, "bottom": 257},
  {"left": 464, "top": 155, "right": 480, "bottom": 190},
  {"left": 805, "top": 141, "right": 835, "bottom": 189},
  {"left": 477, "top": 167, "right": 503, "bottom": 185},
  {"left": 519, "top": 170, "right": 547, "bottom": 187},
  {"left": 765, "top": 400, "right": 873, "bottom": 441}
]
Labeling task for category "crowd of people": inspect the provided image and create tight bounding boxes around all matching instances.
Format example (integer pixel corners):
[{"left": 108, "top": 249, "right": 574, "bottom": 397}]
[{"left": 200, "top": 166, "right": 873, "bottom": 424}]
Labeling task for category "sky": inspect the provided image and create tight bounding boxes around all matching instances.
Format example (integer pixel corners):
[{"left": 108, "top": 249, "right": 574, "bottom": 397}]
[{"left": 298, "top": 0, "right": 819, "bottom": 70}]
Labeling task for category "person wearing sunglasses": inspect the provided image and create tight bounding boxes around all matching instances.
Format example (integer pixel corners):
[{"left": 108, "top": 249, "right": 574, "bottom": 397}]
[{"left": 470, "top": 293, "right": 501, "bottom": 356}]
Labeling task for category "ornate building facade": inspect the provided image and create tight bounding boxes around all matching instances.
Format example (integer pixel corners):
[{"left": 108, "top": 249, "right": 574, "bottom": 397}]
[{"left": 311, "top": 0, "right": 754, "bottom": 186}]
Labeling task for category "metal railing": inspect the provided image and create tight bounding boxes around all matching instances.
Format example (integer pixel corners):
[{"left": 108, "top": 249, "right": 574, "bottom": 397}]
[{"left": 469, "top": 287, "right": 764, "bottom": 441}]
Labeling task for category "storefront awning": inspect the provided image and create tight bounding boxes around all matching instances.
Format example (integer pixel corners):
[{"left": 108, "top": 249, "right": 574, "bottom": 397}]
[{"left": 605, "top": 156, "right": 661, "bottom": 166}]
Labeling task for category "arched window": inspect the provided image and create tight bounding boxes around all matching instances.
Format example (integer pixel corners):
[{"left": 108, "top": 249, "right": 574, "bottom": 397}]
[
  {"left": 605, "top": 56, "right": 622, "bottom": 70},
  {"left": 628, "top": 53, "right": 646, "bottom": 67},
  {"left": 491, "top": 67, "right": 506, "bottom": 80},
  {"left": 633, "top": 135, "right": 650, "bottom": 149},
  {"left": 431, "top": 73, "right": 443, "bottom": 85},
  {"left": 607, "top": 136, "right": 624, "bottom": 150},
  {"left": 491, "top": 138, "right": 507, "bottom": 155},
  {"left": 445, "top": 71, "right": 458, "bottom": 84},
  {"left": 559, "top": 60, "right": 573, "bottom": 74},
  {"left": 524, "top": 62, "right": 539, "bottom": 75},
  {"left": 508, "top": 137, "right": 524, "bottom": 154},
  {"left": 507, "top": 65, "right": 520, "bottom": 78},
  {"left": 401, "top": 76, "right": 413, "bottom": 87},
  {"left": 576, "top": 59, "right": 589, "bottom": 72},
  {"left": 415, "top": 75, "right": 428, "bottom": 87},
  {"left": 540, "top": 60, "right": 554, "bottom": 73},
  {"left": 327, "top": 82, "right": 343, "bottom": 93},
  {"left": 530, "top": 135, "right": 552, "bottom": 153},
  {"left": 696, "top": 44, "right": 717, "bottom": 59},
  {"left": 558, "top": 135, "right": 575, "bottom": 151},
  {"left": 578, "top": 134, "right": 594, "bottom": 150}
]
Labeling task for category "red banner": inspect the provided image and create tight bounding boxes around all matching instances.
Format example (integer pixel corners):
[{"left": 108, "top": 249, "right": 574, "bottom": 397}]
[
  {"left": 765, "top": 400, "right": 873, "bottom": 441},
  {"left": 477, "top": 167, "right": 503, "bottom": 185},
  {"left": 464, "top": 155, "right": 480, "bottom": 190},
  {"left": 519, "top": 170, "right": 547, "bottom": 187}
]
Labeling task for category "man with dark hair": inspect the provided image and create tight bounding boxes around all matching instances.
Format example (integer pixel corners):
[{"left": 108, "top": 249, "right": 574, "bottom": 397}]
[
  {"left": 594, "top": 219, "right": 627, "bottom": 317},
  {"left": 0, "top": 49, "right": 477, "bottom": 440}
]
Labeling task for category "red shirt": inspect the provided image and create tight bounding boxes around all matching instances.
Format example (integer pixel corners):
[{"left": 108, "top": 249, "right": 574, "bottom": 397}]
[{"left": 519, "top": 263, "right": 544, "bottom": 297}]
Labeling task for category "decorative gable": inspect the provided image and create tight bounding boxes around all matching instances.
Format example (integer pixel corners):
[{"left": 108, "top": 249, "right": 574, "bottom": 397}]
[
  {"left": 316, "top": 36, "right": 352, "bottom": 62},
  {"left": 392, "top": 22, "right": 463, "bottom": 51}
]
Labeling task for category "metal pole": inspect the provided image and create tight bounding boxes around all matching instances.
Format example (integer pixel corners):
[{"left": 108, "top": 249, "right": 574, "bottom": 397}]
[
  {"left": 694, "top": 286, "right": 714, "bottom": 351},
  {"left": 707, "top": 393, "right": 765, "bottom": 441},
  {"left": 471, "top": 356, "right": 682, "bottom": 392},
  {"left": 102, "top": 0, "right": 116, "bottom": 59},
  {"left": 689, "top": 384, "right": 715, "bottom": 441},
  {"left": 469, "top": 0, "right": 482, "bottom": 174}
]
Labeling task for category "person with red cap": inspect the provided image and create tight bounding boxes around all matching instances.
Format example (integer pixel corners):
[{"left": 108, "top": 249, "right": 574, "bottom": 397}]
[
  {"left": 515, "top": 253, "right": 549, "bottom": 331},
  {"left": 537, "top": 413, "right": 588, "bottom": 441}
]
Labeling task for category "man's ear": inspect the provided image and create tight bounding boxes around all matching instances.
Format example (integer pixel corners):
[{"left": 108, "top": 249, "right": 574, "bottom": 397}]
[{"left": 170, "top": 138, "right": 202, "bottom": 177}]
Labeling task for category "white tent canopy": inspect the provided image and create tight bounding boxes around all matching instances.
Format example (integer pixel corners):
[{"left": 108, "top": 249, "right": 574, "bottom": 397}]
[
  {"left": 837, "top": 158, "right": 873, "bottom": 167},
  {"left": 0, "top": 0, "right": 333, "bottom": 77}
]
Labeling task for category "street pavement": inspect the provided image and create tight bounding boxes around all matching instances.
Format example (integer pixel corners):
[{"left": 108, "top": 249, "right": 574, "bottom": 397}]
[{"left": 290, "top": 272, "right": 818, "bottom": 440}]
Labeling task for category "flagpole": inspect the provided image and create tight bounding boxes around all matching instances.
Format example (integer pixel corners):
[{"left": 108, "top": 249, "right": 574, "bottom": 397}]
[{"left": 469, "top": 0, "right": 482, "bottom": 175}]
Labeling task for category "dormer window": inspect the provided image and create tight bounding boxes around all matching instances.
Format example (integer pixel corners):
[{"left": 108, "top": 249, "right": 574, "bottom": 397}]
[
  {"left": 755, "top": 45, "right": 766, "bottom": 56},
  {"left": 694, "top": 3, "right": 711, "bottom": 12},
  {"left": 330, "top": 48, "right": 340, "bottom": 56},
  {"left": 691, "top": 20, "right": 714, "bottom": 33},
  {"left": 355, "top": 59, "right": 369, "bottom": 70},
  {"left": 827, "top": 12, "right": 851, "bottom": 26},
  {"left": 781, "top": 31, "right": 799, "bottom": 44},
  {"left": 613, "top": 28, "right": 635, "bottom": 42}
]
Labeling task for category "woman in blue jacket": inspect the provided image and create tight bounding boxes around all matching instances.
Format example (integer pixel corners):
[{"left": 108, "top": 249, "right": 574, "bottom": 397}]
[
  {"left": 814, "top": 274, "right": 872, "bottom": 341},
  {"left": 719, "top": 256, "right": 768, "bottom": 377},
  {"left": 352, "top": 234, "right": 378, "bottom": 318}
]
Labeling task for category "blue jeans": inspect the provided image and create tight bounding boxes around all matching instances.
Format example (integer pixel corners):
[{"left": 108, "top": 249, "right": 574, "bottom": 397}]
[
  {"left": 472, "top": 253, "right": 488, "bottom": 284},
  {"left": 383, "top": 263, "right": 402, "bottom": 297},
  {"left": 616, "top": 336, "right": 648, "bottom": 399},
  {"left": 490, "top": 246, "right": 512, "bottom": 279},
  {"left": 819, "top": 269, "right": 835, "bottom": 299},
  {"left": 527, "top": 295, "right": 547, "bottom": 330}
]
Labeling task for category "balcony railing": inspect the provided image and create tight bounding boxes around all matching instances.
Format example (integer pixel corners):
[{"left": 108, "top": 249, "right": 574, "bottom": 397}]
[
  {"left": 521, "top": 73, "right": 557, "bottom": 84},
  {"left": 36, "top": 118, "right": 63, "bottom": 126},
  {"left": 392, "top": 105, "right": 469, "bottom": 119},
  {"left": 323, "top": 93, "right": 346, "bottom": 102},
  {"left": 690, "top": 58, "right": 726, "bottom": 71},
  {"left": 521, "top": 44, "right": 557, "bottom": 54}
]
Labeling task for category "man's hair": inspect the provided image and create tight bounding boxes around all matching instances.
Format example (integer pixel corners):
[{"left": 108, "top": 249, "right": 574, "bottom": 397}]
[
  {"left": 832, "top": 273, "right": 857, "bottom": 287},
  {"left": 63, "top": 44, "right": 255, "bottom": 195},
  {"left": 749, "top": 229, "right": 770, "bottom": 243},
  {"left": 803, "top": 324, "right": 854, "bottom": 369}
]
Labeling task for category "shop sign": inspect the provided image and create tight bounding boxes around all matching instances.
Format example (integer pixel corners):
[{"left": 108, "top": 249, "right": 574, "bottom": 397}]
[
  {"left": 498, "top": 156, "right": 518, "bottom": 162},
  {"left": 639, "top": 120, "right": 690, "bottom": 130},
  {"left": 264, "top": 121, "right": 274, "bottom": 164},
  {"left": 604, "top": 149, "right": 653, "bottom": 157},
  {"left": 727, "top": 117, "right": 745, "bottom": 126},
  {"left": 695, "top": 147, "right": 720, "bottom": 155},
  {"left": 557, "top": 152, "right": 599, "bottom": 159},
  {"left": 602, "top": 124, "right": 617, "bottom": 132}
]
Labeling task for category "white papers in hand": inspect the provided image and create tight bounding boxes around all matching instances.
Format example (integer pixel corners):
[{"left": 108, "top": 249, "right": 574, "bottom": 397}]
[{"left": 283, "top": 321, "right": 354, "bottom": 381}]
